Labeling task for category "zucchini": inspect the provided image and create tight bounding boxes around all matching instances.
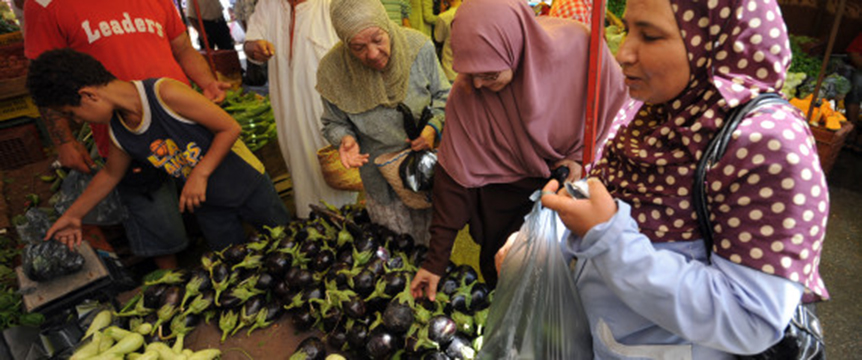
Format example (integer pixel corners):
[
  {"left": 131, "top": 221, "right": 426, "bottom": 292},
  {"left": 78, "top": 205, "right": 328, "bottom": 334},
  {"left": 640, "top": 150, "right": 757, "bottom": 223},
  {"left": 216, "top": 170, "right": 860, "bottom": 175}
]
[
  {"left": 69, "top": 333, "right": 101, "bottom": 360},
  {"left": 102, "top": 332, "right": 144, "bottom": 355},
  {"left": 188, "top": 349, "right": 222, "bottom": 360},
  {"left": 85, "top": 310, "right": 113, "bottom": 338}
]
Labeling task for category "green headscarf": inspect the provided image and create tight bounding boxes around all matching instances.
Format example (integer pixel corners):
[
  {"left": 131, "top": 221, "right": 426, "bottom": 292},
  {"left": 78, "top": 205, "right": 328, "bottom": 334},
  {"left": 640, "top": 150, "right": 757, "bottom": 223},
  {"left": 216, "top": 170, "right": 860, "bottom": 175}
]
[{"left": 316, "top": 0, "right": 427, "bottom": 114}]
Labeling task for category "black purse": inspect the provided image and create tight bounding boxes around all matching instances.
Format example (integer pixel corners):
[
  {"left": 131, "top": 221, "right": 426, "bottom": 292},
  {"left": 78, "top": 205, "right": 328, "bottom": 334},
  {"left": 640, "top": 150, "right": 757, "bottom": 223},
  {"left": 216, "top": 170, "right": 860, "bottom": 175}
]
[{"left": 692, "top": 93, "right": 826, "bottom": 360}]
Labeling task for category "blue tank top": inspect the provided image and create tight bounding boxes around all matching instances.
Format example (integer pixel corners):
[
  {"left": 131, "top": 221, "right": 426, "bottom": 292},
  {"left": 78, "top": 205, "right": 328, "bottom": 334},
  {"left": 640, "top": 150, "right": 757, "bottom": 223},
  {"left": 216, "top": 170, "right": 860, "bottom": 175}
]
[{"left": 110, "top": 78, "right": 266, "bottom": 207}]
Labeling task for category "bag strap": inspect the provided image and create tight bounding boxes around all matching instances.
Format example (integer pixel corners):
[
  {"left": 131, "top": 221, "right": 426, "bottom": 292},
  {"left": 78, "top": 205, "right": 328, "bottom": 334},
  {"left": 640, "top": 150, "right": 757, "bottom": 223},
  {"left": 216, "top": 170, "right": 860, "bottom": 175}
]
[
  {"left": 397, "top": 103, "right": 433, "bottom": 140},
  {"left": 693, "top": 93, "right": 787, "bottom": 262}
]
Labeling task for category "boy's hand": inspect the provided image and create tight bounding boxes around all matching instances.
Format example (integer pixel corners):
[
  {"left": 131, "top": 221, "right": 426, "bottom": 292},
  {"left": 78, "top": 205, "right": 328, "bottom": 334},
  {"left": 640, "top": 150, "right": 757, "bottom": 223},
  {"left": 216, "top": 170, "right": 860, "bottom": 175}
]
[
  {"left": 180, "top": 172, "right": 208, "bottom": 213},
  {"left": 58, "top": 141, "right": 96, "bottom": 174},
  {"left": 44, "top": 215, "right": 83, "bottom": 250},
  {"left": 338, "top": 136, "right": 369, "bottom": 169}
]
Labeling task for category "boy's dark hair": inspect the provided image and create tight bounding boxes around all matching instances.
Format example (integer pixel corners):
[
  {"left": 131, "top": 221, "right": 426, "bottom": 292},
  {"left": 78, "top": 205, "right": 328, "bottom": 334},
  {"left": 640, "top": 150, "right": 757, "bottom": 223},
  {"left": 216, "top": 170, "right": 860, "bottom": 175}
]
[{"left": 26, "top": 48, "right": 117, "bottom": 108}]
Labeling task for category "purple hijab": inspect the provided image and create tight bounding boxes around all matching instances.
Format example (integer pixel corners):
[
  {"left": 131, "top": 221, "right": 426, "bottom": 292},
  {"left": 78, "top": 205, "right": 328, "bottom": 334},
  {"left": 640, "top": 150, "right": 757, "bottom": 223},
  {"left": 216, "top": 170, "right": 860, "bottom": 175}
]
[
  {"left": 592, "top": 0, "right": 829, "bottom": 301},
  {"left": 436, "top": 0, "right": 627, "bottom": 188}
]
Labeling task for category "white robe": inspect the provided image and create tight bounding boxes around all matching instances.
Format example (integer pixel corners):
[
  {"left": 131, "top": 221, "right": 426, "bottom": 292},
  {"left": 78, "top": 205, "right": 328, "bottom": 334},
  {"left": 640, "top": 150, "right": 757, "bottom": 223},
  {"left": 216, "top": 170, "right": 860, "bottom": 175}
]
[{"left": 246, "top": 0, "right": 357, "bottom": 218}]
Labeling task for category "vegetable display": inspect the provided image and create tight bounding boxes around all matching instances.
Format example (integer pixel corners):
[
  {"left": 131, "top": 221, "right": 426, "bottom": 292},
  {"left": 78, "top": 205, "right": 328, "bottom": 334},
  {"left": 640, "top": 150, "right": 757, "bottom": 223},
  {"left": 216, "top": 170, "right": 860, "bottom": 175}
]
[
  {"left": 220, "top": 89, "right": 277, "bottom": 153},
  {"left": 100, "top": 203, "right": 490, "bottom": 359}
]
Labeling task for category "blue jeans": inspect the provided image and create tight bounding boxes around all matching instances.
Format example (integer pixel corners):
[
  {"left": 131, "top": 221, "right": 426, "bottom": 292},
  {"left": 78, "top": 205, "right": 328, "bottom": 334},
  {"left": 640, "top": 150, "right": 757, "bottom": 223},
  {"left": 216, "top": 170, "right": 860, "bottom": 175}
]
[
  {"left": 118, "top": 175, "right": 189, "bottom": 257},
  {"left": 193, "top": 174, "right": 291, "bottom": 251}
]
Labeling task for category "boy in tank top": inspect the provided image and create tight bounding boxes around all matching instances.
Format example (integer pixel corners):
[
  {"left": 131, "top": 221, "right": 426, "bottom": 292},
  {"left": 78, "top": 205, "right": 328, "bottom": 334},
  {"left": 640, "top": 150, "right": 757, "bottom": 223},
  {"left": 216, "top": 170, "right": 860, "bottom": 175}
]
[{"left": 28, "top": 49, "right": 290, "bottom": 251}]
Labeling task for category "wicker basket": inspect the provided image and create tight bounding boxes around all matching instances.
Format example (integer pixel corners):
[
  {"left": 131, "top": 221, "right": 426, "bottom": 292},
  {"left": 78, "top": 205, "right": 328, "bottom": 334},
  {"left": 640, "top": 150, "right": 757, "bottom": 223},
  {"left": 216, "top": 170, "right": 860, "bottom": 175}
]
[
  {"left": 374, "top": 149, "right": 431, "bottom": 209},
  {"left": 317, "top": 145, "right": 363, "bottom": 191}
]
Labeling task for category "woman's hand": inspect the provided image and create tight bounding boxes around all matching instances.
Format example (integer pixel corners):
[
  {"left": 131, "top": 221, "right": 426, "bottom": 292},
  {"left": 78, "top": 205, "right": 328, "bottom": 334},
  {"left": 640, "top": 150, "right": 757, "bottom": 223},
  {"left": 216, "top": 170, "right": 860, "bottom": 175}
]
[
  {"left": 244, "top": 40, "right": 275, "bottom": 62},
  {"left": 551, "top": 159, "right": 582, "bottom": 182},
  {"left": 495, "top": 231, "right": 520, "bottom": 275},
  {"left": 180, "top": 172, "right": 208, "bottom": 213},
  {"left": 339, "top": 135, "right": 370, "bottom": 168},
  {"left": 410, "top": 268, "right": 441, "bottom": 301},
  {"left": 541, "top": 178, "right": 617, "bottom": 237},
  {"left": 408, "top": 126, "right": 437, "bottom": 151},
  {"left": 44, "top": 215, "right": 83, "bottom": 251}
]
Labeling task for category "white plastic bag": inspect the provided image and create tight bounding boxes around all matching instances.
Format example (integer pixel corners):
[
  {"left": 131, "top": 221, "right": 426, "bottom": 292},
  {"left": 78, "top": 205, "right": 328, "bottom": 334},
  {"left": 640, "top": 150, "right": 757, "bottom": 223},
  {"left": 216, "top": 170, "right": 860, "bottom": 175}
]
[{"left": 478, "top": 192, "right": 592, "bottom": 359}]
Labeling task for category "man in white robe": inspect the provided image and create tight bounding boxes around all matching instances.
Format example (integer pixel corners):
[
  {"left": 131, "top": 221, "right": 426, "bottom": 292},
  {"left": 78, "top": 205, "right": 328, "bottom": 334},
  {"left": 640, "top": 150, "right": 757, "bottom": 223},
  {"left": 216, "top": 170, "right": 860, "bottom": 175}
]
[{"left": 244, "top": 0, "right": 357, "bottom": 218}]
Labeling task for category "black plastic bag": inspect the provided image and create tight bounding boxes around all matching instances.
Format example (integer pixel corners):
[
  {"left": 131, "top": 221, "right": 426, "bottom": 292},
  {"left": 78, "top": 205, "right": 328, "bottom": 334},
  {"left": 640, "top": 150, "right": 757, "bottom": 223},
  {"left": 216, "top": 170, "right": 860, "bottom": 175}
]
[
  {"left": 54, "top": 169, "right": 127, "bottom": 226},
  {"left": 399, "top": 149, "right": 437, "bottom": 192},
  {"left": 396, "top": 104, "right": 438, "bottom": 192},
  {"left": 22, "top": 240, "right": 85, "bottom": 282}
]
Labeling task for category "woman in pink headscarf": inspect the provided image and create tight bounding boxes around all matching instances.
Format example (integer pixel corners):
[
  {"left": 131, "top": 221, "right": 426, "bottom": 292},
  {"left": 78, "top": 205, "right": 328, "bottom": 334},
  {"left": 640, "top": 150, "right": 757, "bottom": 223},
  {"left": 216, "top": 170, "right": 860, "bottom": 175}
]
[
  {"left": 519, "top": 0, "right": 829, "bottom": 357},
  {"left": 409, "top": 0, "right": 627, "bottom": 297}
]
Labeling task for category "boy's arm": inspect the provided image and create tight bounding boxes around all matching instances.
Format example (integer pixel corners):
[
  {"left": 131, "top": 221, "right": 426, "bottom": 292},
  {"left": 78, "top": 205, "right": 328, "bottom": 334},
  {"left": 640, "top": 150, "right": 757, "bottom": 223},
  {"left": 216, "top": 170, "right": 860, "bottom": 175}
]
[
  {"left": 157, "top": 79, "right": 242, "bottom": 212},
  {"left": 45, "top": 142, "right": 132, "bottom": 248}
]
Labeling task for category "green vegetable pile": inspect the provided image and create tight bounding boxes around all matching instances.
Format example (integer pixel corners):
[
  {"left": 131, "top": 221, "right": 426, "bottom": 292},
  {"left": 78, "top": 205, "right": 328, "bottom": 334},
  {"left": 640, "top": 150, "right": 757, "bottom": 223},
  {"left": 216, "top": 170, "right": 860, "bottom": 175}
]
[
  {"left": 221, "top": 89, "right": 276, "bottom": 153},
  {"left": 789, "top": 35, "right": 822, "bottom": 81},
  {"left": 71, "top": 310, "right": 220, "bottom": 360},
  {"left": 0, "top": 235, "right": 45, "bottom": 331},
  {"left": 607, "top": 0, "right": 626, "bottom": 18}
]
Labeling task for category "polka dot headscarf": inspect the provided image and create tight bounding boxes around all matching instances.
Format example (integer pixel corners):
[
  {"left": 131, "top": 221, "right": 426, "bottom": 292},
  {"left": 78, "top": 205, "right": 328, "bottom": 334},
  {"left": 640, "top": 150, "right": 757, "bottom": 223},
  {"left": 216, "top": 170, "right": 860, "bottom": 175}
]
[{"left": 591, "top": 0, "right": 829, "bottom": 300}]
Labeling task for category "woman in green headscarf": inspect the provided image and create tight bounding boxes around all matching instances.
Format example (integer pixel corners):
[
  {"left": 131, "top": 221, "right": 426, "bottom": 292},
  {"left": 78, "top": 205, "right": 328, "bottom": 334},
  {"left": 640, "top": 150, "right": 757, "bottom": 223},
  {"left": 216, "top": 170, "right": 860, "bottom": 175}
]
[{"left": 317, "top": 0, "right": 450, "bottom": 245}]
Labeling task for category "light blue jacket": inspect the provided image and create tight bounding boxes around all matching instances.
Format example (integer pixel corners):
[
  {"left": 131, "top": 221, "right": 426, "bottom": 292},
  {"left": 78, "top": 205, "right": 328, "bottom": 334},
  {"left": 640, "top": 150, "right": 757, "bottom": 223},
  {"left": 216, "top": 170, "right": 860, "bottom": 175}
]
[{"left": 565, "top": 201, "right": 803, "bottom": 359}]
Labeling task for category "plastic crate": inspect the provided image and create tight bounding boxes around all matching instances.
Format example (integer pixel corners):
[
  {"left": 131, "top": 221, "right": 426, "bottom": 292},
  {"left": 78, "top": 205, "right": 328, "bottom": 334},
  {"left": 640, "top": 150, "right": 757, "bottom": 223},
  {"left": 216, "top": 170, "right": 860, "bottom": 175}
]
[
  {"left": 0, "top": 123, "right": 44, "bottom": 170},
  {"left": 0, "top": 95, "right": 39, "bottom": 122}
]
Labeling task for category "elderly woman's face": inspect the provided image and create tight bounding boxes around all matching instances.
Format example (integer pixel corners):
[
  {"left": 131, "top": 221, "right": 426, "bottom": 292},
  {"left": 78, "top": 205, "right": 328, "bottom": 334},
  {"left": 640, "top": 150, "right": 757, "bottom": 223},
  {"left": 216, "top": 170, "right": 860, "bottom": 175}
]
[
  {"left": 348, "top": 27, "right": 391, "bottom": 71},
  {"left": 615, "top": 0, "right": 690, "bottom": 104}
]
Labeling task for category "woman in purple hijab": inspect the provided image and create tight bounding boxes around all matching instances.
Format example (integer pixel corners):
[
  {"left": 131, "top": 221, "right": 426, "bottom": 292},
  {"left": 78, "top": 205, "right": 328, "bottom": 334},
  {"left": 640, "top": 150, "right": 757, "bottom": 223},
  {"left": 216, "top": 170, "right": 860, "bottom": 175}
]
[
  {"left": 531, "top": 0, "right": 830, "bottom": 357},
  {"left": 409, "top": 0, "right": 627, "bottom": 297}
]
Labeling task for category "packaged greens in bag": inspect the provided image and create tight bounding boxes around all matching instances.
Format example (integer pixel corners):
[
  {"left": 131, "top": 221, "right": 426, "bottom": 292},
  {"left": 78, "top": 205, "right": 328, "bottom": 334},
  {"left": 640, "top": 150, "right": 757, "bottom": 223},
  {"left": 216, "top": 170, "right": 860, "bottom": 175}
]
[
  {"left": 23, "top": 240, "right": 85, "bottom": 282},
  {"left": 478, "top": 192, "right": 592, "bottom": 359},
  {"left": 17, "top": 208, "right": 85, "bottom": 282}
]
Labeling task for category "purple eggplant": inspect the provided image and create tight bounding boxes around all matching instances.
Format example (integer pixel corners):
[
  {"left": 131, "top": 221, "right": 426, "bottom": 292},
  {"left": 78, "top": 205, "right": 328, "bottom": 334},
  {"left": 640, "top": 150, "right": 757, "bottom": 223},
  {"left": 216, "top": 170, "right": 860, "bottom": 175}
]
[
  {"left": 353, "top": 269, "right": 377, "bottom": 298},
  {"left": 264, "top": 252, "right": 292, "bottom": 276},
  {"left": 454, "top": 265, "right": 478, "bottom": 287},
  {"left": 327, "top": 326, "right": 349, "bottom": 352},
  {"left": 469, "top": 283, "right": 490, "bottom": 312},
  {"left": 366, "top": 330, "right": 397, "bottom": 359},
  {"left": 255, "top": 272, "right": 275, "bottom": 290},
  {"left": 336, "top": 248, "right": 355, "bottom": 268},
  {"left": 327, "top": 263, "right": 352, "bottom": 289},
  {"left": 366, "top": 257, "right": 387, "bottom": 277},
  {"left": 290, "top": 336, "right": 326, "bottom": 360},
  {"left": 382, "top": 272, "right": 407, "bottom": 297},
  {"left": 292, "top": 305, "right": 316, "bottom": 331},
  {"left": 273, "top": 280, "right": 291, "bottom": 297},
  {"left": 444, "top": 334, "right": 476, "bottom": 359},
  {"left": 313, "top": 249, "right": 335, "bottom": 272},
  {"left": 346, "top": 322, "right": 369, "bottom": 349},
  {"left": 355, "top": 233, "right": 378, "bottom": 254},
  {"left": 299, "top": 240, "right": 321, "bottom": 259},
  {"left": 222, "top": 244, "right": 249, "bottom": 265},
  {"left": 382, "top": 301, "right": 414, "bottom": 335},
  {"left": 285, "top": 267, "right": 314, "bottom": 289},
  {"left": 143, "top": 284, "right": 167, "bottom": 309},
  {"left": 428, "top": 315, "right": 457, "bottom": 346},
  {"left": 437, "top": 274, "right": 459, "bottom": 298},
  {"left": 218, "top": 292, "right": 243, "bottom": 309},
  {"left": 422, "top": 351, "right": 452, "bottom": 360},
  {"left": 322, "top": 306, "right": 343, "bottom": 332},
  {"left": 343, "top": 294, "right": 367, "bottom": 319}
]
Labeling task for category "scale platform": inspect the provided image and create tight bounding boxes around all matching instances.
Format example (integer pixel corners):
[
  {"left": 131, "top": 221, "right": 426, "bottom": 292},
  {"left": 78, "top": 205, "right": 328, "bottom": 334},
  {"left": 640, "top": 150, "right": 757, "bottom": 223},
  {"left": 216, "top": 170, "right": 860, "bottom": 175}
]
[{"left": 16, "top": 242, "right": 113, "bottom": 315}]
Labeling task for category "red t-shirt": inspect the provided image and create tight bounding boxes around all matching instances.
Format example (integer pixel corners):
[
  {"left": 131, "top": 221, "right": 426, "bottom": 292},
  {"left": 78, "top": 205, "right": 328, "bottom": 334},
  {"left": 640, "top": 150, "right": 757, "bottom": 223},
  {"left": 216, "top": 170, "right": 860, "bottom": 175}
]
[
  {"left": 847, "top": 33, "right": 862, "bottom": 54},
  {"left": 25, "top": 0, "right": 191, "bottom": 157}
]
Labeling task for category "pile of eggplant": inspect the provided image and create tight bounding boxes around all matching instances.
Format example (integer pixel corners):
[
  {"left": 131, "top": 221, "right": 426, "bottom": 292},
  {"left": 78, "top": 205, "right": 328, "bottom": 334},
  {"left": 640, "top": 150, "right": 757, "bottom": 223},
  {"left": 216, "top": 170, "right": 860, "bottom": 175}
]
[{"left": 116, "top": 204, "right": 491, "bottom": 359}]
